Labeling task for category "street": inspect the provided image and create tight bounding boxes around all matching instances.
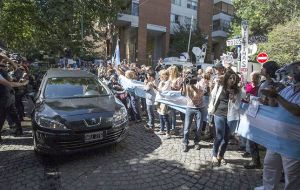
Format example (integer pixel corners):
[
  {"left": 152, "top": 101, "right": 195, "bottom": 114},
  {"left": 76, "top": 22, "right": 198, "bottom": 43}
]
[{"left": 0, "top": 119, "right": 263, "bottom": 190}]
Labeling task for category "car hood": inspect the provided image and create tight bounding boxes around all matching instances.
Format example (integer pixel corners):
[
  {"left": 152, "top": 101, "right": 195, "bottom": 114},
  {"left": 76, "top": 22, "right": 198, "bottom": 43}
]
[{"left": 39, "top": 95, "right": 117, "bottom": 117}]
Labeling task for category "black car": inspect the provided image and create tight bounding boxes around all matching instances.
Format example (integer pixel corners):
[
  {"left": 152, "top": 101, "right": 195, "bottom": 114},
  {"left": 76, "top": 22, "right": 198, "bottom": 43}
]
[{"left": 29, "top": 69, "right": 128, "bottom": 154}]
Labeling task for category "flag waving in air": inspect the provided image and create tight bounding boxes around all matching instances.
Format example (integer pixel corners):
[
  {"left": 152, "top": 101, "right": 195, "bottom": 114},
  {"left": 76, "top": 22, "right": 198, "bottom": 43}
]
[{"left": 114, "top": 39, "right": 120, "bottom": 66}]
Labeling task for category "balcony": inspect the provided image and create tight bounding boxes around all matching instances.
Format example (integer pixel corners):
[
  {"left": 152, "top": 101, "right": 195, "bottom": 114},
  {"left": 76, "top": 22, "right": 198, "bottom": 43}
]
[
  {"left": 212, "top": 30, "right": 228, "bottom": 38},
  {"left": 116, "top": 13, "right": 139, "bottom": 27},
  {"left": 116, "top": 0, "right": 139, "bottom": 27}
]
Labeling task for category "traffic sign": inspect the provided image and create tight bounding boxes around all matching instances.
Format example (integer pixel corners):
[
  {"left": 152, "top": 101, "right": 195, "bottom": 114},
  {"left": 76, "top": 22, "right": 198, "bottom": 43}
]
[
  {"left": 226, "top": 39, "right": 241, "bottom": 46},
  {"left": 257, "top": 52, "right": 268, "bottom": 64},
  {"left": 226, "top": 35, "right": 268, "bottom": 47}
]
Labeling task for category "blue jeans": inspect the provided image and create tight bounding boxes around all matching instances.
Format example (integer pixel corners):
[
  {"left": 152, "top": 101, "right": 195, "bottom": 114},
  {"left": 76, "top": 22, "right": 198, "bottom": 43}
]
[
  {"left": 146, "top": 105, "right": 155, "bottom": 128},
  {"left": 182, "top": 107, "right": 205, "bottom": 145},
  {"left": 159, "top": 114, "right": 170, "bottom": 132},
  {"left": 169, "top": 109, "right": 176, "bottom": 130},
  {"left": 239, "top": 136, "right": 250, "bottom": 153},
  {"left": 212, "top": 115, "right": 238, "bottom": 157},
  {"left": 128, "top": 92, "right": 141, "bottom": 121}
]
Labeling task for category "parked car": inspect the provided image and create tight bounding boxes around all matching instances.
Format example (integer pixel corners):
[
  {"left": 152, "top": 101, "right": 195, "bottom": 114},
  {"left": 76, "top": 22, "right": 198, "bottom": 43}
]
[{"left": 28, "top": 69, "right": 128, "bottom": 155}]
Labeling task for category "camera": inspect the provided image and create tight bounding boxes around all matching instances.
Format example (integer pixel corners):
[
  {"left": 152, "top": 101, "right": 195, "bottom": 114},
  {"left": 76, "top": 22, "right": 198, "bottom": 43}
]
[{"left": 184, "top": 73, "right": 197, "bottom": 85}]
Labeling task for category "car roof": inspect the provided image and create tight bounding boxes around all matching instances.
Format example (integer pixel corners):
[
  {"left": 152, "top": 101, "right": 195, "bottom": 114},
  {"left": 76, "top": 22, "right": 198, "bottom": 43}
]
[
  {"left": 45, "top": 69, "right": 95, "bottom": 78},
  {"left": 163, "top": 61, "right": 194, "bottom": 67}
]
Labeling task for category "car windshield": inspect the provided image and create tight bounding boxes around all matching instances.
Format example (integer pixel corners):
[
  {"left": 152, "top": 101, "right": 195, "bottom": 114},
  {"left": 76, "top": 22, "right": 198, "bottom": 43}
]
[{"left": 44, "top": 77, "right": 109, "bottom": 99}]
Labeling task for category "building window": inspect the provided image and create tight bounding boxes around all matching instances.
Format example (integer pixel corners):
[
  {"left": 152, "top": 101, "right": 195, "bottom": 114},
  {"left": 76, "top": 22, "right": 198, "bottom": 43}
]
[
  {"left": 171, "top": 14, "right": 180, "bottom": 24},
  {"left": 172, "top": 0, "right": 181, "bottom": 6},
  {"left": 213, "top": 2, "right": 234, "bottom": 16},
  {"left": 185, "top": 17, "right": 191, "bottom": 25},
  {"left": 132, "top": 2, "right": 139, "bottom": 16},
  {"left": 187, "top": 0, "right": 197, "bottom": 10},
  {"left": 213, "top": 19, "right": 231, "bottom": 32},
  {"left": 171, "top": 14, "right": 175, "bottom": 23}
]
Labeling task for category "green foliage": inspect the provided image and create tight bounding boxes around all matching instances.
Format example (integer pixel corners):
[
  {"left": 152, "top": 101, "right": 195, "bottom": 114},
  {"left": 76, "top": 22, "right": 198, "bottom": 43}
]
[
  {"left": 168, "top": 24, "right": 206, "bottom": 60},
  {"left": 231, "top": 0, "right": 300, "bottom": 36},
  {"left": 229, "top": 0, "right": 300, "bottom": 64},
  {"left": 0, "top": 0, "right": 122, "bottom": 58},
  {"left": 259, "top": 18, "right": 300, "bottom": 65}
]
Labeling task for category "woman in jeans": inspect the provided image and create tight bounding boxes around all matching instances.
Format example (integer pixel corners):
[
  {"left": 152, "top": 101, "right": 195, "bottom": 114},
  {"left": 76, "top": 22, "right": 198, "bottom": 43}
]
[
  {"left": 208, "top": 70, "right": 241, "bottom": 165},
  {"left": 156, "top": 70, "right": 172, "bottom": 138},
  {"left": 167, "top": 66, "right": 184, "bottom": 132}
]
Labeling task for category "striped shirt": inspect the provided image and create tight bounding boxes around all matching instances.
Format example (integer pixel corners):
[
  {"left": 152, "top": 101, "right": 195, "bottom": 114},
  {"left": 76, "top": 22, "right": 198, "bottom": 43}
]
[{"left": 279, "top": 85, "right": 300, "bottom": 106}]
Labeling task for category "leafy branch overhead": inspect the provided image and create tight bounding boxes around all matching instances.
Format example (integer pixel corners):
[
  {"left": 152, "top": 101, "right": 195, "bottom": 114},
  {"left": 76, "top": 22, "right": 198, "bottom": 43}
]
[
  {"left": 229, "top": 0, "right": 300, "bottom": 64},
  {"left": 0, "top": 0, "right": 122, "bottom": 57}
]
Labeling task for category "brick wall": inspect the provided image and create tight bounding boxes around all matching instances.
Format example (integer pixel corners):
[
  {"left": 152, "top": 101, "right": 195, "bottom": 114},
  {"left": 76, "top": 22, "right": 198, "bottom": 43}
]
[
  {"left": 138, "top": 0, "right": 171, "bottom": 65},
  {"left": 197, "top": 0, "right": 213, "bottom": 35},
  {"left": 197, "top": 0, "right": 213, "bottom": 62}
]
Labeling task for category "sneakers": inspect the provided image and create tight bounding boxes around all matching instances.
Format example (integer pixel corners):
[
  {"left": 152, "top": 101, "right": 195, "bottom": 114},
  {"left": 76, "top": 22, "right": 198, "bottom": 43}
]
[
  {"left": 183, "top": 144, "right": 188, "bottom": 152},
  {"left": 194, "top": 144, "right": 201, "bottom": 150},
  {"left": 244, "top": 161, "right": 261, "bottom": 169},
  {"left": 157, "top": 130, "right": 165, "bottom": 135}
]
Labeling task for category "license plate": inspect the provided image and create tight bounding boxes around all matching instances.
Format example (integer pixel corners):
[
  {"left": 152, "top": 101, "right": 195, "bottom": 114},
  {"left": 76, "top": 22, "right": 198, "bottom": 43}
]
[{"left": 85, "top": 131, "right": 105, "bottom": 142}]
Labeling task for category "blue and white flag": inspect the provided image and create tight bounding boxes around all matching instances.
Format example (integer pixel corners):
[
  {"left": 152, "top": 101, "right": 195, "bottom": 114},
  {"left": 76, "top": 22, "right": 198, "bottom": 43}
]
[
  {"left": 237, "top": 103, "right": 300, "bottom": 160},
  {"left": 115, "top": 39, "right": 120, "bottom": 66},
  {"left": 118, "top": 76, "right": 188, "bottom": 113}
]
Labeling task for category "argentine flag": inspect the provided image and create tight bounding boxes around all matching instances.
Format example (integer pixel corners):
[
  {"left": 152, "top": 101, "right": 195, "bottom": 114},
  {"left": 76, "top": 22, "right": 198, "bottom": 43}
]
[{"left": 115, "top": 39, "right": 120, "bottom": 66}]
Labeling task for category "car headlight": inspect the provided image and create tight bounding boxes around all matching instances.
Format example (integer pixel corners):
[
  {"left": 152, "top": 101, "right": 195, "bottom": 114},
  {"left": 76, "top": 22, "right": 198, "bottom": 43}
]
[
  {"left": 113, "top": 107, "right": 128, "bottom": 127},
  {"left": 35, "top": 114, "right": 67, "bottom": 130}
]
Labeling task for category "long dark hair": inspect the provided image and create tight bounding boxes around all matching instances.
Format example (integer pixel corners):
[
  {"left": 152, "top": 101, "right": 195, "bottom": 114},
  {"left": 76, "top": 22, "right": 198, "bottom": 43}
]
[{"left": 222, "top": 70, "right": 240, "bottom": 94}]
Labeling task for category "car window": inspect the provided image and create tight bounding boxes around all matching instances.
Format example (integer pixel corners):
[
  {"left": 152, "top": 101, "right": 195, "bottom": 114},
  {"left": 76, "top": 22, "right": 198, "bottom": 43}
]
[{"left": 44, "top": 77, "right": 109, "bottom": 99}]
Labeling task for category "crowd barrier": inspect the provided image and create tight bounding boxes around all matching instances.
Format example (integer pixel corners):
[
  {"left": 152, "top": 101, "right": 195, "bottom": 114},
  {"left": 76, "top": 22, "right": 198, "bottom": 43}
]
[{"left": 118, "top": 76, "right": 300, "bottom": 159}]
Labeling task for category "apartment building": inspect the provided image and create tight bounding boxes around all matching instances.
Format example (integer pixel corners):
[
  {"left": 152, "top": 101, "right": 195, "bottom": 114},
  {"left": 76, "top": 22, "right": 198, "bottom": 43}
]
[
  {"left": 212, "top": 0, "right": 234, "bottom": 59},
  {"left": 115, "top": 0, "right": 217, "bottom": 65}
]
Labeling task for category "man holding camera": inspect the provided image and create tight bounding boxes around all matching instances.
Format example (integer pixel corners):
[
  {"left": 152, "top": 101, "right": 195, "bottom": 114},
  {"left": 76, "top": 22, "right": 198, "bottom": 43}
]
[{"left": 181, "top": 68, "right": 205, "bottom": 152}]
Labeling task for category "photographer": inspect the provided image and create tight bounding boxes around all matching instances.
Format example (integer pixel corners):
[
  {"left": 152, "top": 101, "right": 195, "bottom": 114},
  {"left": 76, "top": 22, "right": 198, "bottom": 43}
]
[
  {"left": 181, "top": 68, "right": 205, "bottom": 152},
  {"left": 256, "top": 61, "right": 300, "bottom": 190}
]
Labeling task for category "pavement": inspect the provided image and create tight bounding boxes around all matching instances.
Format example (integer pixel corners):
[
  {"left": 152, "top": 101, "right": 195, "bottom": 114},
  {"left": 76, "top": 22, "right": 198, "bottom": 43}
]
[{"left": 0, "top": 119, "right": 264, "bottom": 190}]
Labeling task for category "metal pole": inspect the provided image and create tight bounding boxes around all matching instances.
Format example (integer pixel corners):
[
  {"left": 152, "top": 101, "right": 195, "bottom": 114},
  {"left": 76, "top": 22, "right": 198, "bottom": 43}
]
[
  {"left": 187, "top": 16, "right": 193, "bottom": 56},
  {"left": 80, "top": 2, "right": 84, "bottom": 56}
]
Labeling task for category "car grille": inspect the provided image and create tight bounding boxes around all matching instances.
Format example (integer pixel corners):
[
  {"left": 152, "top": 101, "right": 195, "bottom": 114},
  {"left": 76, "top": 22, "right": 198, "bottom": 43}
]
[{"left": 56, "top": 128, "right": 124, "bottom": 150}]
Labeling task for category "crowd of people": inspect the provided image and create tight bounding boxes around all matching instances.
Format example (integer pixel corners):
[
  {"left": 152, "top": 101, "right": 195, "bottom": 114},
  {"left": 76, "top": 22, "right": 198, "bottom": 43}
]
[
  {"left": 1, "top": 48, "right": 299, "bottom": 189},
  {"left": 97, "top": 59, "right": 300, "bottom": 190}
]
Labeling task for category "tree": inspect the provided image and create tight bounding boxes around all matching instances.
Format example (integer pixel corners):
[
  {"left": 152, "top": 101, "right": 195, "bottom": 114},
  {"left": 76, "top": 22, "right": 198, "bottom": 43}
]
[
  {"left": 168, "top": 24, "right": 206, "bottom": 61},
  {"left": 0, "top": 1, "right": 38, "bottom": 54},
  {"left": 228, "top": 0, "right": 300, "bottom": 64},
  {"left": 0, "top": 0, "right": 122, "bottom": 58},
  {"left": 229, "top": 0, "right": 300, "bottom": 37},
  {"left": 259, "top": 18, "right": 300, "bottom": 65}
]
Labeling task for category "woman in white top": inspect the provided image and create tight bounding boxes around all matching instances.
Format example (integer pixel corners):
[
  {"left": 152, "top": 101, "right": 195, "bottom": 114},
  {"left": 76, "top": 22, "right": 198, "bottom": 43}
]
[
  {"left": 156, "top": 70, "right": 172, "bottom": 138},
  {"left": 208, "top": 70, "right": 241, "bottom": 166}
]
